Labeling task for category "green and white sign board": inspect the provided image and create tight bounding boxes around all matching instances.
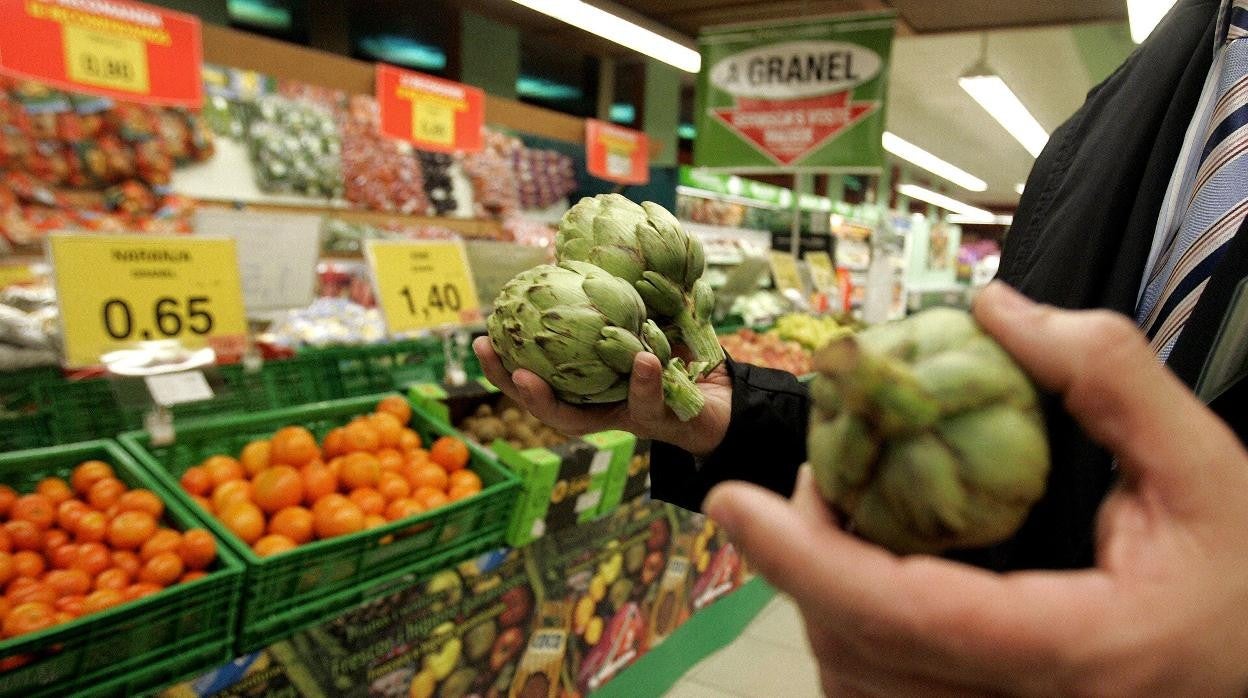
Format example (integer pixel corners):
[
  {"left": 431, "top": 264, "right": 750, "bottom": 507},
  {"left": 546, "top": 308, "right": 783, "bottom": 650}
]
[{"left": 694, "top": 12, "right": 896, "bottom": 172}]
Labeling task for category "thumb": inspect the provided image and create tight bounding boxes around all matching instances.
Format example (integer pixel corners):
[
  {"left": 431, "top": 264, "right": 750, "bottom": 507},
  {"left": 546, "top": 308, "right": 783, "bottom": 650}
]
[{"left": 972, "top": 282, "right": 1247, "bottom": 510}]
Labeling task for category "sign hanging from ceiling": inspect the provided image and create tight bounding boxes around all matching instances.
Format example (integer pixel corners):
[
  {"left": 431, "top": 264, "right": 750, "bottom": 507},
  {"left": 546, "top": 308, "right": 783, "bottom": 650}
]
[
  {"left": 694, "top": 12, "right": 895, "bottom": 171},
  {"left": 586, "top": 119, "right": 650, "bottom": 185},
  {"left": 376, "top": 63, "right": 485, "bottom": 154},
  {"left": 0, "top": 0, "right": 202, "bottom": 108}
]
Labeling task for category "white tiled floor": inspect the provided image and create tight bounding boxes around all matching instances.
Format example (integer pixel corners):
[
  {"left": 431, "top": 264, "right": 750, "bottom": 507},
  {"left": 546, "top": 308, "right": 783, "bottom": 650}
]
[{"left": 663, "top": 595, "right": 822, "bottom": 697}]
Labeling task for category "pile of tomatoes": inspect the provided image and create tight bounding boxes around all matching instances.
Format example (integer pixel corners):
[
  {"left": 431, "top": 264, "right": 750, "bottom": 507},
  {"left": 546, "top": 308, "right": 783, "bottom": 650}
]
[
  {"left": 179, "top": 397, "right": 481, "bottom": 557},
  {"left": 0, "top": 461, "right": 217, "bottom": 642}
]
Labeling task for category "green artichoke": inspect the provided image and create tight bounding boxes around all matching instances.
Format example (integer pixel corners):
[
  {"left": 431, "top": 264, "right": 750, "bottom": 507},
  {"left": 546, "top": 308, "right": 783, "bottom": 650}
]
[
  {"left": 487, "top": 261, "right": 705, "bottom": 421},
  {"left": 806, "top": 307, "right": 1049, "bottom": 554},
  {"left": 556, "top": 194, "right": 725, "bottom": 372}
]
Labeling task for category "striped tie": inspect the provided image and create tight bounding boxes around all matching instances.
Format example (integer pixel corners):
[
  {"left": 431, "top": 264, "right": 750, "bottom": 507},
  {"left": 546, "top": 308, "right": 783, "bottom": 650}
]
[{"left": 1136, "top": 0, "right": 1248, "bottom": 359}]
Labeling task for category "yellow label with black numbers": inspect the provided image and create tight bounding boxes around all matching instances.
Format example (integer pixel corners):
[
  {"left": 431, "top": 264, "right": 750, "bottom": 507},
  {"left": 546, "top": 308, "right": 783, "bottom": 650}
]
[
  {"left": 63, "top": 23, "right": 150, "bottom": 94},
  {"left": 48, "top": 235, "right": 246, "bottom": 367},
  {"left": 366, "top": 239, "right": 482, "bottom": 334},
  {"left": 412, "top": 96, "right": 456, "bottom": 148}
]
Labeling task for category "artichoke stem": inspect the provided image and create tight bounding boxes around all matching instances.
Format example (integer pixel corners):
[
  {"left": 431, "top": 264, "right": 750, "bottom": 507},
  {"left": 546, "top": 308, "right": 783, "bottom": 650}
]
[
  {"left": 673, "top": 307, "right": 725, "bottom": 373},
  {"left": 661, "top": 360, "right": 705, "bottom": 421}
]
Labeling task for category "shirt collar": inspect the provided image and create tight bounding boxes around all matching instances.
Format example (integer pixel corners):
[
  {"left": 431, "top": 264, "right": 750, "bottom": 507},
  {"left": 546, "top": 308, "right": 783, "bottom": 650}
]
[{"left": 1217, "top": 0, "right": 1248, "bottom": 49}]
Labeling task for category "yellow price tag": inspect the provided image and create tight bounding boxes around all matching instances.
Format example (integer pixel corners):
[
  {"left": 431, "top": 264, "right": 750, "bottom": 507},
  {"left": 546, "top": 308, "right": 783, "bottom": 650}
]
[
  {"left": 366, "top": 240, "right": 482, "bottom": 334},
  {"left": 63, "top": 23, "right": 150, "bottom": 94},
  {"left": 0, "top": 264, "right": 37, "bottom": 288},
  {"left": 806, "top": 251, "right": 837, "bottom": 293},
  {"left": 769, "top": 251, "right": 805, "bottom": 294},
  {"left": 412, "top": 97, "right": 455, "bottom": 148},
  {"left": 48, "top": 235, "right": 247, "bottom": 367}
]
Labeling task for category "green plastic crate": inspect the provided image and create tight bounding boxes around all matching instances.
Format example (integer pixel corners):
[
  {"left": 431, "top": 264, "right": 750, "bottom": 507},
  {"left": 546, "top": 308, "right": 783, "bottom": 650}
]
[
  {"left": 0, "top": 366, "right": 61, "bottom": 412},
  {"left": 0, "top": 440, "right": 244, "bottom": 698},
  {"left": 0, "top": 412, "right": 54, "bottom": 453},
  {"left": 305, "top": 339, "right": 448, "bottom": 397},
  {"left": 120, "top": 394, "right": 520, "bottom": 653}
]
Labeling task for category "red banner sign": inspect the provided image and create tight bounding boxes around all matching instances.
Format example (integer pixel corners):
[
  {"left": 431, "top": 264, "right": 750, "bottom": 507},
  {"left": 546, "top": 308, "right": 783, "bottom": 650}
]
[
  {"left": 711, "top": 92, "right": 877, "bottom": 166},
  {"left": 376, "top": 63, "right": 484, "bottom": 154},
  {"left": 586, "top": 119, "right": 649, "bottom": 186},
  {"left": 0, "top": 0, "right": 202, "bottom": 108}
]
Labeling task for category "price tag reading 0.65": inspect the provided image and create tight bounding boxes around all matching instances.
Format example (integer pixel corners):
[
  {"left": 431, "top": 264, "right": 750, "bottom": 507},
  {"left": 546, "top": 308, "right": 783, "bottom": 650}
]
[{"left": 100, "top": 296, "right": 214, "bottom": 340}]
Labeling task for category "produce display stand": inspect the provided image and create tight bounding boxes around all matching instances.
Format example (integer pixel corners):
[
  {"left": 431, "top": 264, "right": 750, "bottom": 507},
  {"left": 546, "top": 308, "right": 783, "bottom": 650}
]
[
  {"left": 0, "top": 441, "right": 244, "bottom": 698},
  {"left": 120, "top": 394, "right": 519, "bottom": 653}
]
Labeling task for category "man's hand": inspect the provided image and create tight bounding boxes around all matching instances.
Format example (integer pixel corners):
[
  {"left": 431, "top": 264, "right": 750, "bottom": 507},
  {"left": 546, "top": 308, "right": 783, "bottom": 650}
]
[
  {"left": 704, "top": 282, "right": 1248, "bottom": 696},
  {"left": 473, "top": 337, "right": 733, "bottom": 456}
]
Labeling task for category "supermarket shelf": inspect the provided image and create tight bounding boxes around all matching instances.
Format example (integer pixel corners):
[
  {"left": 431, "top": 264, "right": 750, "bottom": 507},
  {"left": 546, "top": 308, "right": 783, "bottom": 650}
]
[{"left": 198, "top": 201, "right": 504, "bottom": 239}]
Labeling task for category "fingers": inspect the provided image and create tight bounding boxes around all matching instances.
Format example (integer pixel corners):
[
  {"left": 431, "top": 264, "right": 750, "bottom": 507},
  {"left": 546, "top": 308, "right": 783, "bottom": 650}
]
[
  {"left": 791, "top": 465, "right": 836, "bottom": 527},
  {"left": 627, "top": 352, "right": 671, "bottom": 435},
  {"left": 511, "top": 369, "right": 617, "bottom": 436},
  {"left": 473, "top": 336, "right": 520, "bottom": 399},
  {"left": 972, "top": 282, "right": 1248, "bottom": 511}
]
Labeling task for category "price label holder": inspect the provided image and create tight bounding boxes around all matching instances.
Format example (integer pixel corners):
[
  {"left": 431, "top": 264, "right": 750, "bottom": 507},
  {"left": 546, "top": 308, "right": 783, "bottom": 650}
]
[
  {"left": 364, "top": 239, "right": 483, "bottom": 336},
  {"left": 806, "top": 251, "right": 838, "bottom": 293},
  {"left": 48, "top": 234, "right": 248, "bottom": 368},
  {"left": 768, "top": 251, "right": 806, "bottom": 295},
  {"left": 376, "top": 63, "right": 484, "bottom": 154},
  {"left": 585, "top": 119, "right": 650, "bottom": 186}
]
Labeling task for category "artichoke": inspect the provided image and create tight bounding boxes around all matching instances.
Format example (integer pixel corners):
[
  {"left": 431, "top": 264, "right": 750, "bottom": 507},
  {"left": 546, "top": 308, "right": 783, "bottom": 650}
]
[
  {"left": 556, "top": 194, "right": 725, "bottom": 372},
  {"left": 806, "top": 307, "right": 1049, "bottom": 554},
  {"left": 487, "top": 261, "right": 705, "bottom": 421}
]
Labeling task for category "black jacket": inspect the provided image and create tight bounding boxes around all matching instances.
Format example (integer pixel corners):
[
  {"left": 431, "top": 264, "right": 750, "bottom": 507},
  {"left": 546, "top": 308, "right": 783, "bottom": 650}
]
[{"left": 653, "top": 0, "right": 1248, "bottom": 571}]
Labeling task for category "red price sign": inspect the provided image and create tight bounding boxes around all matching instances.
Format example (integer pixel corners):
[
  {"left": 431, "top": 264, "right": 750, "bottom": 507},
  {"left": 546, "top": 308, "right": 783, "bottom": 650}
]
[
  {"left": 376, "top": 63, "right": 484, "bottom": 154},
  {"left": 0, "top": 0, "right": 202, "bottom": 108},
  {"left": 586, "top": 119, "right": 649, "bottom": 186}
]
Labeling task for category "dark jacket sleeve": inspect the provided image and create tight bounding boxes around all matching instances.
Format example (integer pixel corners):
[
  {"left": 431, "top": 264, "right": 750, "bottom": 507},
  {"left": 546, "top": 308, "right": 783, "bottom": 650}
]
[{"left": 650, "top": 358, "right": 809, "bottom": 512}]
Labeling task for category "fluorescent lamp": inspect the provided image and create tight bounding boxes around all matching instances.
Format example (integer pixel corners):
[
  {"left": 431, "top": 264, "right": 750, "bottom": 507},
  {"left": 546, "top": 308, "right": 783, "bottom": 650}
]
[
  {"left": 882, "top": 132, "right": 987, "bottom": 192},
  {"left": 1015, "top": 183, "right": 1025, "bottom": 195},
  {"left": 505, "top": 0, "right": 701, "bottom": 73},
  {"left": 1128, "top": 0, "right": 1178, "bottom": 43},
  {"left": 959, "top": 73, "right": 1049, "bottom": 157},
  {"left": 948, "top": 213, "right": 1014, "bottom": 225},
  {"left": 898, "top": 184, "right": 995, "bottom": 219}
]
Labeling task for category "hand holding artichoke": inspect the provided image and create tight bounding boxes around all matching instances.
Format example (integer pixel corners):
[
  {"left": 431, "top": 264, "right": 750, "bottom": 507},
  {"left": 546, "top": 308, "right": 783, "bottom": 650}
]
[
  {"left": 806, "top": 307, "right": 1049, "bottom": 554},
  {"left": 556, "top": 194, "right": 724, "bottom": 373},
  {"left": 487, "top": 261, "right": 706, "bottom": 421}
]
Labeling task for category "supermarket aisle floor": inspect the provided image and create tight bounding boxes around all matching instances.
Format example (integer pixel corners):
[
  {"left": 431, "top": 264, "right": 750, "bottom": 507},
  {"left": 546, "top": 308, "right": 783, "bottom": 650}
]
[{"left": 663, "top": 594, "right": 822, "bottom": 697}]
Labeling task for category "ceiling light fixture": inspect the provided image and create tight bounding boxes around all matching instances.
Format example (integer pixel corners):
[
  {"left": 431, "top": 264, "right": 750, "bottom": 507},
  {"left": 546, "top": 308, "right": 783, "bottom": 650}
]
[
  {"left": 504, "top": 0, "right": 702, "bottom": 73},
  {"left": 959, "top": 35, "right": 1049, "bottom": 158},
  {"left": 948, "top": 213, "right": 1014, "bottom": 226},
  {"left": 898, "top": 184, "right": 995, "bottom": 220},
  {"left": 1128, "top": 0, "right": 1178, "bottom": 43},
  {"left": 882, "top": 132, "right": 987, "bottom": 192}
]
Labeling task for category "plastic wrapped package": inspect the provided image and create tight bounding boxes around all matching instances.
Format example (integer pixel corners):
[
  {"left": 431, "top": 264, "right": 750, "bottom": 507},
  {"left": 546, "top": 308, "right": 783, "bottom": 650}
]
[
  {"left": 462, "top": 129, "right": 521, "bottom": 217},
  {"left": 338, "top": 95, "right": 428, "bottom": 214},
  {"left": 263, "top": 297, "right": 388, "bottom": 348},
  {"left": 246, "top": 95, "right": 343, "bottom": 199}
]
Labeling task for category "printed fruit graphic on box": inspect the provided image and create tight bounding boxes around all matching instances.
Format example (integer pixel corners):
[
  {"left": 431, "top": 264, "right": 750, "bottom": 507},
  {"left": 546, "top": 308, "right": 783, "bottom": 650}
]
[{"left": 177, "top": 396, "right": 482, "bottom": 556}]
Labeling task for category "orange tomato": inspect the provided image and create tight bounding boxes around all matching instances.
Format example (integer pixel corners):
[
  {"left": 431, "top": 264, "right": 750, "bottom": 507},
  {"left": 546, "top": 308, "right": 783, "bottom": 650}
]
[
  {"left": 301, "top": 463, "right": 338, "bottom": 504},
  {"left": 321, "top": 428, "right": 348, "bottom": 459},
  {"left": 45, "top": 568, "right": 91, "bottom": 597},
  {"left": 268, "top": 507, "right": 314, "bottom": 545},
  {"left": 376, "top": 396, "right": 412, "bottom": 426},
  {"left": 376, "top": 472, "right": 411, "bottom": 502},
  {"left": 252, "top": 466, "right": 304, "bottom": 514},
  {"left": 219, "top": 502, "right": 265, "bottom": 545},
  {"left": 342, "top": 420, "right": 380, "bottom": 453},
  {"left": 138, "top": 552, "right": 183, "bottom": 586},
  {"left": 11, "top": 551, "right": 43, "bottom": 579},
  {"left": 3, "top": 601, "right": 55, "bottom": 638},
  {"left": 74, "top": 511, "right": 107, "bottom": 544},
  {"left": 0, "top": 552, "right": 12, "bottom": 586},
  {"left": 414, "top": 487, "right": 448, "bottom": 511},
  {"left": 398, "top": 429, "right": 422, "bottom": 453},
  {"left": 86, "top": 478, "right": 125, "bottom": 511},
  {"left": 0, "top": 485, "right": 17, "bottom": 517},
  {"left": 202, "top": 456, "right": 244, "bottom": 487},
  {"left": 179, "top": 467, "right": 212, "bottom": 496},
  {"left": 35, "top": 478, "right": 73, "bottom": 506},
  {"left": 363, "top": 514, "right": 387, "bottom": 529},
  {"left": 448, "top": 470, "right": 482, "bottom": 492},
  {"left": 178, "top": 529, "right": 217, "bottom": 570},
  {"left": 70, "top": 461, "right": 114, "bottom": 496},
  {"left": 139, "top": 529, "right": 182, "bottom": 562},
  {"left": 369, "top": 412, "right": 403, "bottom": 449},
  {"left": 384, "top": 498, "right": 425, "bottom": 522},
  {"left": 111, "top": 550, "right": 141, "bottom": 578},
  {"left": 410, "top": 464, "right": 448, "bottom": 492},
  {"left": 55, "top": 594, "right": 84, "bottom": 616},
  {"left": 72, "top": 543, "right": 110, "bottom": 576},
  {"left": 339, "top": 453, "right": 380, "bottom": 490},
  {"left": 47, "top": 544, "right": 77, "bottom": 571},
  {"left": 376, "top": 448, "right": 405, "bottom": 472},
  {"left": 42, "top": 529, "right": 68, "bottom": 554},
  {"left": 270, "top": 426, "right": 320, "bottom": 467},
  {"left": 4, "top": 521, "right": 42, "bottom": 551},
  {"left": 311, "top": 493, "right": 349, "bottom": 519},
  {"left": 126, "top": 583, "right": 163, "bottom": 600},
  {"left": 347, "top": 488, "right": 385, "bottom": 517},
  {"left": 430, "top": 437, "right": 470, "bottom": 472},
  {"left": 115, "top": 489, "right": 164, "bottom": 518},
  {"left": 239, "top": 440, "right": 272, "bottom": 477},
  {"left": 179, "top": 571, "right": 207, "bottom": 584},
  {"left": 11, "top": 494, "right": 55, "bottom": 530},
  {"left": 313, "top": 499, "right": 364, "bottom": 539},
  {"left": 8, "top": 581, "right": 55, "bottom": 607},
  {"left": 81, "top": 589, "right": 124, "bottom": 614},
  {"left": 56, "top": 500, "right": 88, "bottom": 532},
  {"left": 448, "top": 484, "right": 478, "bottom": 502},
  {"left": 190, "top": 495, "right": 214, "bottom": 514},
  {"left": 211, "top": 480, "right": 252, "bottom": 512},
  {"left": 252, "top": 534, "right": 296, "bottom": 557},
  {"left": 94, "top": 568, "right": 130, "bottom": 592},
  {"left": 0, "top": 528, "right": 11, "bottom": 554},
  {"left": 107, "top": 511, "right": 157, "bottom": 550}
]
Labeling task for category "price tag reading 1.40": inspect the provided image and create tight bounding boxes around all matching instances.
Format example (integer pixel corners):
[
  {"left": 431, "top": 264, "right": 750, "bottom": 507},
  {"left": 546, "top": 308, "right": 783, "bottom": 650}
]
[
  {"left": 48, "top": 235, "right": 247, "bottom": 367},
  {"left": 366, "top": 240, "right": 483, "bottom": 334}
]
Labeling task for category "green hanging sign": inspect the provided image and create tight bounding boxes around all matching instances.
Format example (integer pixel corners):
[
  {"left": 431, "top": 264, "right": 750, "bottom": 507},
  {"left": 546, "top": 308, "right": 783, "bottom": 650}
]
[{"left": 694, "top": 12, "right": 896, "bottom": 172}]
